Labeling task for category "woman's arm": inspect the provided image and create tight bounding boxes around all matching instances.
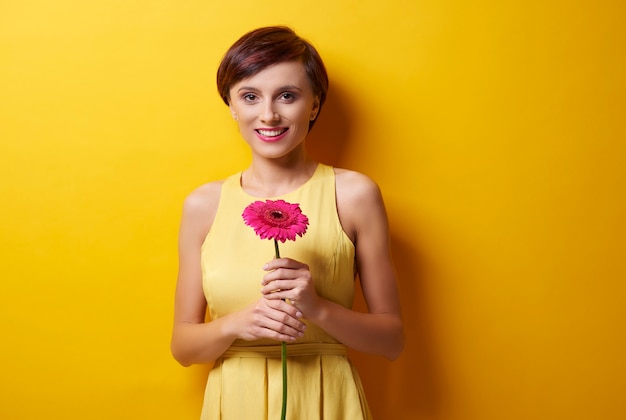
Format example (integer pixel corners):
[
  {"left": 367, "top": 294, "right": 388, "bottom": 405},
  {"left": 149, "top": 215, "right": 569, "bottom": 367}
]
[
  {"left": 261, "top": 170, "right": 405, "bottom": 360},
  {"left": 170, "top": 183, "right": 306, "bottom": 367}
]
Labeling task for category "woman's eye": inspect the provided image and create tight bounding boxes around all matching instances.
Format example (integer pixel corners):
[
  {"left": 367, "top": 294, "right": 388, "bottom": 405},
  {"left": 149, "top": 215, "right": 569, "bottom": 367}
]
[
  {"left": 242, "top": 93, "right": 257, "bottom": 102},
  {"left": 280, "top": 92, "right": 295, "bottom": 101}
]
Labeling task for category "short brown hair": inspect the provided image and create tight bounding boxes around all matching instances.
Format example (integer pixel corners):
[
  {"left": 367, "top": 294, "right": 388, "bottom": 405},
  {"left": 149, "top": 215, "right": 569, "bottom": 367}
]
[{"left": 216, "top": 26, "right": 329, "bottom": 123}]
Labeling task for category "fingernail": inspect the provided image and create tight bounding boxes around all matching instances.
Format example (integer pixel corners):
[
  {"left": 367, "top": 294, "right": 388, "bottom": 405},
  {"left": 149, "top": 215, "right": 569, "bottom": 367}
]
[{"left": 296, "top": 311, "right": 303, "bottom": 318}]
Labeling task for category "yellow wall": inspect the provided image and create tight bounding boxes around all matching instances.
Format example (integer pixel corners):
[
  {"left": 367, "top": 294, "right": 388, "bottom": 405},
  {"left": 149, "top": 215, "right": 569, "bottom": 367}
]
[{"left": 2, "top": 1, "right": 625, "bottom": 419}]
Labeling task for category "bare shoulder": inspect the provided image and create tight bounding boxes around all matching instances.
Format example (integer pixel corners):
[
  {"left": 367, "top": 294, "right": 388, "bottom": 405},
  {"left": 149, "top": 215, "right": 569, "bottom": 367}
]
[
  {"left": 180, "top": 180, "right": 224, "bottom": 244},
  {"left": 333, "top": 168, "right": 386, "bottom": 242},
  {"left": 334, "top": 167, "right": 383, "bottom": 205},
  {"left": 183, "top": 180, "right": 223, "bottom": 214}
]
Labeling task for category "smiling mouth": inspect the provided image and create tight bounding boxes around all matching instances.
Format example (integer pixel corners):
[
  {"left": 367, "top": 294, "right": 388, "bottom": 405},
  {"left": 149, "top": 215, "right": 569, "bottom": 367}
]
[{"left": 256, "top": 128, "right": 288, "bottom": 137}]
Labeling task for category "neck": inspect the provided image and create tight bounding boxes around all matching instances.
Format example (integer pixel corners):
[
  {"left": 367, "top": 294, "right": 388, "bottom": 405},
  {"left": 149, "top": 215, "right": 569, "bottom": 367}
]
[{"left": 242, "top": 157, "right": 318, "bottom": 198}]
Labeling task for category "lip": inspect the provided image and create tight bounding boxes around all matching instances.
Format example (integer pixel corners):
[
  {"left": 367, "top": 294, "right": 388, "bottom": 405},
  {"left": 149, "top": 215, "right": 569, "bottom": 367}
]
[{"left": 255, "top": 127, "right": 289, "bottom": 143}]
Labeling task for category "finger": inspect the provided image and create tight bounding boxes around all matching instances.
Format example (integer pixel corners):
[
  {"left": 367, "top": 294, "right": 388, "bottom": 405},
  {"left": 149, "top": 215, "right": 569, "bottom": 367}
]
[
  {"left": 249, "top": 323, "right": 301, "bottom": 342},
  {"left": 258, "top": 322, "right": 304, "bottom": 341},
  {"left": 265, "top": 299, "right": 304, "bottom": 321},
  {"left": 262, "top": 309, "right": 307, "bottom": 337},
  {"left": 261, "top": 267, "right": 299, "bottom": 285},
  {"left": 261, "top": 279, "right": 296, "bottom": 296},
  {"left": 262, "top": 328, "right": 303, "bottom": 342},
  {"left": 263, "top": 258, "right": 308, "bottom": 272}
]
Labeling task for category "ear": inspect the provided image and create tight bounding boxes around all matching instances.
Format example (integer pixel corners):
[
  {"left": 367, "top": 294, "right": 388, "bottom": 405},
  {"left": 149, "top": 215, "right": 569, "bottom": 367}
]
[
  {"left": 310, "top": 95, "right": 321, "bottom": 121},
  {"left": 229, "top": 104, "right": 238, "bottom": 121}
]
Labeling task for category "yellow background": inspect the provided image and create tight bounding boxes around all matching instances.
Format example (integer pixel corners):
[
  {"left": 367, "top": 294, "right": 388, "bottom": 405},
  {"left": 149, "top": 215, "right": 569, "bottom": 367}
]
[{"left": 2, "top": 1, "right": 625, "bottom": 419}]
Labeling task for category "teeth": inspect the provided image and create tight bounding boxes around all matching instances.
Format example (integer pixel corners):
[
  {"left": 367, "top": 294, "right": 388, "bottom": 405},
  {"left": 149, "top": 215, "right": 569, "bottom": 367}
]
[{"left": 257, "top": 129, "right": 285, "bottom": 137}]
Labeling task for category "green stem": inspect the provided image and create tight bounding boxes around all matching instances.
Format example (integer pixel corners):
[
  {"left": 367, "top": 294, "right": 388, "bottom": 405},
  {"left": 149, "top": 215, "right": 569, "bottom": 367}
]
[
  {"left": 274, "top": 238, "right": 281, "bottom": 259},
  {"left": 281, "top": 341, "right": 287, "bottom": 420},
  {"left": 275, "top": 239, "right": 287, "bottom": 420}
]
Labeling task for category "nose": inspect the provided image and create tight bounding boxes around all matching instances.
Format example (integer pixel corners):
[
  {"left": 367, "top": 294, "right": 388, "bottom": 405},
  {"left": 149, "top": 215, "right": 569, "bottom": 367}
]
[{"left": 259, "top": 101, "right": 279, "bottom": 123}]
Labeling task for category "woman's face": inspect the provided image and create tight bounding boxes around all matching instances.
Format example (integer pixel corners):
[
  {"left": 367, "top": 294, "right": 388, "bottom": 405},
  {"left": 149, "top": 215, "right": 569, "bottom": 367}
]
[{"left": 228, "top": 61, "right": 320, "bottom": 161}]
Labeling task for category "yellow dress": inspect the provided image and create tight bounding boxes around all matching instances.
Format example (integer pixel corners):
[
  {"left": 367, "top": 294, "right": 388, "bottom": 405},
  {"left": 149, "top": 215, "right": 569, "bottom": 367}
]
[{"left": 200, "top": 164, "right": 372, "bottom": 419}]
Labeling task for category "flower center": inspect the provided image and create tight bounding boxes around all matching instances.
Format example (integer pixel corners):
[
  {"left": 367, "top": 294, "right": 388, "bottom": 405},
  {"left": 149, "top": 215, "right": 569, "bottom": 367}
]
[{"left": 270, "top": 210, "right": 285, "bottom": 220}]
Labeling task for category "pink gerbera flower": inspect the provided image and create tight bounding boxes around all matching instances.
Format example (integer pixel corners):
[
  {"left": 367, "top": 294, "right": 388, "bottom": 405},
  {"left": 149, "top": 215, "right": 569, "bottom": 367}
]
[{"left": 242, "top": 199, "right": 309, "bottom": 243}]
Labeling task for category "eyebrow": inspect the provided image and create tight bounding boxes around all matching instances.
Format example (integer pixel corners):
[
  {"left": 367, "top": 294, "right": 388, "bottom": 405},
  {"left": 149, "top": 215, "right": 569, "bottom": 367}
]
[{"left": 236, "top": 85, "right": 303, "bottom": 93}]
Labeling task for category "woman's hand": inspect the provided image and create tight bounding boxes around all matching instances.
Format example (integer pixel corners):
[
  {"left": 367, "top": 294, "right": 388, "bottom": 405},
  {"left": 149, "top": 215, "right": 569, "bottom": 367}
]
[
  {"left": 235, "top": 297, "right": 307, "bottom": 343},
  {"left": 261, "top": 258, "right": 321, "bottom": 317}
]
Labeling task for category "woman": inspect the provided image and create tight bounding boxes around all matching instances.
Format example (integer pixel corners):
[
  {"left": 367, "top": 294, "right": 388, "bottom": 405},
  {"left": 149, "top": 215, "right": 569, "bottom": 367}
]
[{"left": 171, "top": 26, "right": 404, "bottom": 419}]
